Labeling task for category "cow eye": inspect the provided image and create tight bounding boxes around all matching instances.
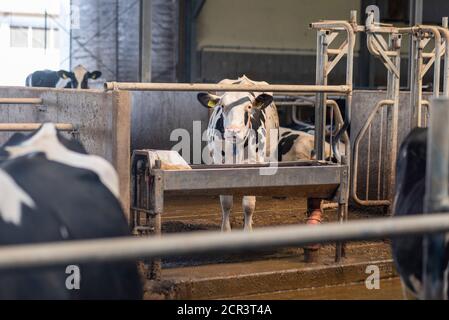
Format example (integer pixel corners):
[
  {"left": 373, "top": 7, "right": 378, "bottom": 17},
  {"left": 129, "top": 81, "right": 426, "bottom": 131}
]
[{"left": 246, "top": 105, "right": 252, "bottom": 111}]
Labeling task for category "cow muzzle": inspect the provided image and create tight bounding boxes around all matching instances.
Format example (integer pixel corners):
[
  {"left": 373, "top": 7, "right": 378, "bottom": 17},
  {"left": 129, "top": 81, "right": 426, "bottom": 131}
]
[{"left": 224, "top": 125, "right": 248, "bottom": 142}]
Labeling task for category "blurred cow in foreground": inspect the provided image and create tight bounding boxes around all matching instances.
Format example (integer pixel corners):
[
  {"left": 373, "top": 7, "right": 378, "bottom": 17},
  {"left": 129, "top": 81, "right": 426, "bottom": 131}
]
[
  {"left": 0, "top": 123, "right": 142, "bottom": 299},
  {"left": 392, "top": 127, "right": 449, "bottom": 300}
]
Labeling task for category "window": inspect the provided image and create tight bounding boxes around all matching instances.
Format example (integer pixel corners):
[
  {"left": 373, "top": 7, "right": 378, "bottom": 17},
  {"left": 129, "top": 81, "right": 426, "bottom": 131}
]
[
  {"left": 53, "top": 29, "right": 60, "bottom": 49},
  {"left": 10, "top": 27, "right": 29, "bottom": 48},
  {"left": 32, "top": 28, "right": 46, "bottom": 49}
]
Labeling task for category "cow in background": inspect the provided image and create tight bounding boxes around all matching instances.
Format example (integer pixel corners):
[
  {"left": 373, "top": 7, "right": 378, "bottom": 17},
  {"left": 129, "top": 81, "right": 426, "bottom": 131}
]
[
  {"left": 0, "top": 123, "right": 142, "bottom": 299},
  {"left": 25, "top": 65, "right": 102, "bottom": 89},
  {"left": 392, "top": 127, "right": 449, "bottom": 299}
]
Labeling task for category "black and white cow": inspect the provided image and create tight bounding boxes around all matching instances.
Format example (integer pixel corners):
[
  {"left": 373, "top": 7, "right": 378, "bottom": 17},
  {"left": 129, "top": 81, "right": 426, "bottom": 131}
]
[
  {"left": 25, "top": 65, "right": 102, "bottom": 89},
  {"left": 198, "top": 76, "right": 334, "bottom": 232},
  {"left": 0, "top": 124, "right": 142, "bottom": 299},
  {"left": 392, "top": 127, "right": 449, "bottom": 299}
]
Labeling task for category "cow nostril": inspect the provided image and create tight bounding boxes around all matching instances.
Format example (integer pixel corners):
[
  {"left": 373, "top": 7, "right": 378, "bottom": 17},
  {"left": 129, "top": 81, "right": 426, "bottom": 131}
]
[{"left": 225, "top": 128, "right": 241, "bottom": 134}]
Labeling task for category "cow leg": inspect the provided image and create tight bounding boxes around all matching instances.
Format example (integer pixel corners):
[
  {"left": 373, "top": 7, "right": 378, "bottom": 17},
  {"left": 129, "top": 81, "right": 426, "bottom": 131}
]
[
  {"left": 220, "top": 195, "right": 233, "bottom": 232},
  {"left": 243, "top": 196, "right": 256, "bottom": 231}
]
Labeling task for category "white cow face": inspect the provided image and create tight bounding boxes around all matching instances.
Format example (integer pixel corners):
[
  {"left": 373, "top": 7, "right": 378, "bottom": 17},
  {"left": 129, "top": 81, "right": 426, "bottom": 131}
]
[
  {"left": 198, "top": 92, "right": 273, "bottom": 143},
  {"left": 58, "top": 65, "right": 102, "bottom": 89}
]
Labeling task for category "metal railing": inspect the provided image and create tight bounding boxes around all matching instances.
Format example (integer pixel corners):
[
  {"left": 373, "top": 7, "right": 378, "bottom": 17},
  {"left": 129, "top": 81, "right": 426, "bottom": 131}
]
[
  {"left": 0, "top": 97, "right": 78, "bottom": 134},
  {"left": 0, "top": 123, "right": 76, "bottom": 132},
  {"left": 0, "top": 212, "right": 448, "bottom": 270},
  {"left": 0, "top": 98, "right": 43, "bottom": 105}
]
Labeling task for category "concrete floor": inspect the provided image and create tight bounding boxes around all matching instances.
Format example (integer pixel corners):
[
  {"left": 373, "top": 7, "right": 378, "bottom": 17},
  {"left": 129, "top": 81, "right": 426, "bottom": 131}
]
[{"left": 144, "top": 196, "right": 397, "bottom": 300}]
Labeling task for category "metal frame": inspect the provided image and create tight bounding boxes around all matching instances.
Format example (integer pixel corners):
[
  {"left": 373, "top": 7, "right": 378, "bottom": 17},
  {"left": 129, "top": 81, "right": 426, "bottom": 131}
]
[
  {"left": 131, "top": 152, "right": 349, "bottom": 279},
  {"left": 351, "top": 10, "right": 449, "bottom": 210},
  {"left": 352, "top": 9, "right": 402, "bottom": 210},
  {"left": 410, "top": 18, "right": 449, "bottom": 128}
]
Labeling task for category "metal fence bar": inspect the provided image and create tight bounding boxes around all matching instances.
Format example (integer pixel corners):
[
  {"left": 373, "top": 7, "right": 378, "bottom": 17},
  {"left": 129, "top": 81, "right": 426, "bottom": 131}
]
[
  {"left": 0, "top": 98, "right": 43, "bottom": 105},
  {"left": 104, "top": 82, "right": 351, "bottom": 94},
  {"left": 0, "top": 123, "right": 75, "bottom": 132},
  {"left": 0, "top": 213, "right": 448, "bottom": 270}
]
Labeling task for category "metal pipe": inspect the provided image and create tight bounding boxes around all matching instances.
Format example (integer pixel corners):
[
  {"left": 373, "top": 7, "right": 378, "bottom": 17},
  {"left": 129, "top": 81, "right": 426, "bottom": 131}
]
[
  {"left": 385, "top": 33, "right": 402, "bottom": 214},
  {"left": 0, "top": 123, "right": 75, "bottom": 132},
  {"left": 104, "top": 82, "right": 351, "bottom": 94},
  {"left": 437, "top": 19, "right": 449, "bottom": 96},
  {"left": 311, "top": 19, "right": 355, "bottom": 163},
  {"left": 0, "top": 213, "right": 449, "bottom": 270},
  {"left": 0, "top": 98, "right": 43, "bottom": 105},
  {"left": 315, "top": 30, "right": 329, "bottom": 161}
]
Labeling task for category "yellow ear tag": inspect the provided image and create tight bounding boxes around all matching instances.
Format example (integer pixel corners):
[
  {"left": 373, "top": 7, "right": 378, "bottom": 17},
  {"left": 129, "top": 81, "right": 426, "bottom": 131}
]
[{"left": 208, "top": 100, "right": 217, "bottom": 108}]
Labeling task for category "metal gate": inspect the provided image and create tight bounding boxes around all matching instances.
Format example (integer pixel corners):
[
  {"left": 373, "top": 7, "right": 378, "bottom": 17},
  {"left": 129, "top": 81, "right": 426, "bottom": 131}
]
[{"left": 351, "top": 7, "right": 449, "bottom": 210}]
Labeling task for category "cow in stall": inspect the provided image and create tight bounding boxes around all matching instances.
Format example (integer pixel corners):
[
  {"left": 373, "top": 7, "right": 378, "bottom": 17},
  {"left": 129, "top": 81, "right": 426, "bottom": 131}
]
[
  {"left": 0, "top": 123, "right": 142, "bottom": 299},
  {"left": 197, "top": 76, "right": 335, "bottom": 241},
  {"left": 25, "top": 65, "right": 102, "bottom": 89},
  {"left": 392, "top": 127, "right": 449, "bottom": 299}
]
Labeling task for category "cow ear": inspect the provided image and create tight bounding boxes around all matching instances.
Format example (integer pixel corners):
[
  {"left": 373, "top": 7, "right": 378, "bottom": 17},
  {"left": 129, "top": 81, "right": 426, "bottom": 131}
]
[
  {"left": 197, "top": 93, "right": 220, "bottom": 108},
  {"left": 253, "top": 93, "right": 273, "bottom": 110},
  {"left": 58, "top": 70, "right": 71, "bottom": 80},
  {"left": 89, "top": 71, "right": 102, "bottom": 80}
]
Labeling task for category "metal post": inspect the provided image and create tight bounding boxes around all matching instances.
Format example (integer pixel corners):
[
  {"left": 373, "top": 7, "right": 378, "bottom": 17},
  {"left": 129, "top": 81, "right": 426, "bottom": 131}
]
[
  {"left": 408, "top": 0, "right": 423, "bottom": 88},
  {"left": 315, "top": 31, "right": 328, "bottom": 161},
  {"left": 423, "top": 97, "right": 449, "bottom": 300},
  {"left": 439, "top": 18, "right": 449, "bottom": 96},
  {"left": 148, "top": 161, "right": 163, "bottom": 280},
  {"left": 385, "top": 34, "right": 401, "bottom": 211},
  {"left": 410, "top": 32, "right": 423, "bottom": 128},
  {"left": 140, "top": 0, "right": 152, "bottom": 82}
]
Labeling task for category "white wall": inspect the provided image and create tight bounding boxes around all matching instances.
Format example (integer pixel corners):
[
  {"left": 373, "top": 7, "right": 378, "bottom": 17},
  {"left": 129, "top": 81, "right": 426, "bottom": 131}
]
[{"left": 0, "top": 0, "right": 70, "bottom": 86}]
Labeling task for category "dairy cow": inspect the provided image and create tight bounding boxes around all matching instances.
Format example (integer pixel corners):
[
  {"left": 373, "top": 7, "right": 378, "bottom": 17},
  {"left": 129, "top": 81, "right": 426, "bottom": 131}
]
[
  {"left": 198, "top": 76, "right": 335, "bottom": 232},
  {"left": 25, "top": 65, "right": 101, "bottom": 89},
  {"left": 0, "top": 124, "right": 142, "bottom": 299}
]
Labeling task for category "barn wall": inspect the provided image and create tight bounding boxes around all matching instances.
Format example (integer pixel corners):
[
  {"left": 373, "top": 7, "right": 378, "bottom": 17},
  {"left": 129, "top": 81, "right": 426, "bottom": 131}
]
[
  {"left": 195, "top": 0, "right": 361, "bottom": 83},
  {"left": 131, "top": 91, "right": 209, "bottom": 163},
  {"left": 0, "top": 86, "right": 131, "bottom": 218},
  {"left": 197, "top": 0, "right": 361, "bottom": 51}
]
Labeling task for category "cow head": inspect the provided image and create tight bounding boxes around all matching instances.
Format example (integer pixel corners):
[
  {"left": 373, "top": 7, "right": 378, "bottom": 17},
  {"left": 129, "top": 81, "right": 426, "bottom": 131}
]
[
  {"left": 198, "top": 89, "right": 273, "bottom": 143},
  {"left": 58, "top": 65, "right": 102, "bottom": 89}
]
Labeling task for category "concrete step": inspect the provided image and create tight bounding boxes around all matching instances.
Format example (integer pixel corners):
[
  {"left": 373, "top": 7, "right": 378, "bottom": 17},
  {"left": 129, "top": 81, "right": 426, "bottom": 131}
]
[
  {"left": 144, "top": 242, "right": 397, "bottom": 300},
  {"left": 228, "top": 277, "right": 403, "bottom": 300}
]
